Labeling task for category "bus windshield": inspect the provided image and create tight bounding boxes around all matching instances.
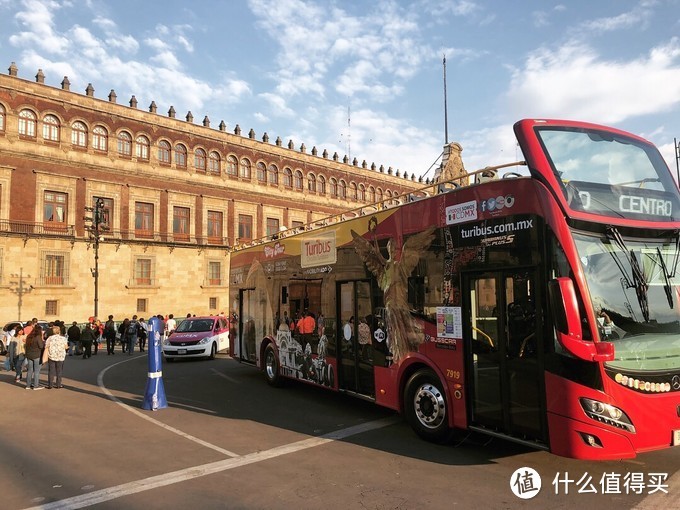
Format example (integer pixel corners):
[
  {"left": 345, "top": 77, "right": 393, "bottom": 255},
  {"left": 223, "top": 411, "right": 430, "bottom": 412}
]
[
  {"left": 537, "top": 127, "right": 680, "bottom": 222},
  {"left": 574, "top": 231, "right": 680, "bottom": 371}
]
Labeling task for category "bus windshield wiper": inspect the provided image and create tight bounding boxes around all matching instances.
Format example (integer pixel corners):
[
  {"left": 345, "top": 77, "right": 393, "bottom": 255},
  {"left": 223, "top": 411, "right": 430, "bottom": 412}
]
[
  {"left": 656, "top": 247, "right": 674, "bottom": 309},
  {"left": 606, "top": 226, "right": 650, "bottom": 322}
]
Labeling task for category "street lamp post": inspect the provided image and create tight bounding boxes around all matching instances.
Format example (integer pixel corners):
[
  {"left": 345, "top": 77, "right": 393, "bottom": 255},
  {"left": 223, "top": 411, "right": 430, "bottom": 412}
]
[
  {"left": 675, "top": 137, "right": 680, "bottom": 187},
  {"left": 84, "top": 198, "right": 108, "bottom": 318}
]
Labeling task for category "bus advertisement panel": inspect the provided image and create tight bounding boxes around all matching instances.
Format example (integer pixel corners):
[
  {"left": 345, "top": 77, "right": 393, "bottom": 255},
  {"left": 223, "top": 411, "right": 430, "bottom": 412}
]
[{"left": 229, "top": 119, "right": 680, "bottom": 460}]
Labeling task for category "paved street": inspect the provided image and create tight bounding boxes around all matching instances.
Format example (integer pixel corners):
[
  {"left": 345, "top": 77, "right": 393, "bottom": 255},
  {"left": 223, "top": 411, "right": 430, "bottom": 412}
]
[{"left": 0, "top": 349, "right": 678, "bottom": 509}]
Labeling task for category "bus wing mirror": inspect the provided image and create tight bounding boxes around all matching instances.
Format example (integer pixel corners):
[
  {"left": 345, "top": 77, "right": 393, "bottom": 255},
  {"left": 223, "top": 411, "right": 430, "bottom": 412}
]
[{"left": 548, "top": 277, "right": 614, "bottom": 362}]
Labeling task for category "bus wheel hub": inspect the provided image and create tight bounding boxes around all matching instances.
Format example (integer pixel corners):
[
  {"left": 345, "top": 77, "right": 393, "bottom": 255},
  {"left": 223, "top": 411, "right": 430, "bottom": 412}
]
[{"left": 414, "top": 383, "right": 445, "bottom": 428}]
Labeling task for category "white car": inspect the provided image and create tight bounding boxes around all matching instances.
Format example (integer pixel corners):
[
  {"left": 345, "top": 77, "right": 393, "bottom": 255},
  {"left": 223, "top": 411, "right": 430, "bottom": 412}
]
[{"left": 162, "top": 316, "right": 229, "bottom": 361}]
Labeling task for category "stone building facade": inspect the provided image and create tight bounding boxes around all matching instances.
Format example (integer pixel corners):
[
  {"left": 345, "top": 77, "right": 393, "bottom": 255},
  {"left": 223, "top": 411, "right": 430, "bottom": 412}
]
[{"left": 0, "top": 63, "right": 422, "bottom": 323}]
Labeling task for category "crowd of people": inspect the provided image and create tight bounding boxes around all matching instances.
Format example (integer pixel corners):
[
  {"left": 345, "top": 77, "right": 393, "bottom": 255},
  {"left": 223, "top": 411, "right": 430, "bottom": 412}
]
[{"left": 2, "top": 313, "right": 182, "bottom": 390}]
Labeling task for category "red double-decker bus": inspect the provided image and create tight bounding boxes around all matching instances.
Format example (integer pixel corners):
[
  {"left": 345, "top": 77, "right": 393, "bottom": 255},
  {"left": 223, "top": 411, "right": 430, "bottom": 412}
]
[{"left": 228, "top": 119, "right": 680, "bottom": 459}]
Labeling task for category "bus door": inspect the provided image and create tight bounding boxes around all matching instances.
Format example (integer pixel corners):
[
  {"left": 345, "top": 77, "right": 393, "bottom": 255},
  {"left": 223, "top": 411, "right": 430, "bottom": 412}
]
[
  {"left": 337, "top": 280, "right": 375, "bottom": 397},
  {"left": 238, "top": 288, "right": 258, "bottom": 364},
  {"left": 464, "top": 269, "right": 545, "bottom": 442}
]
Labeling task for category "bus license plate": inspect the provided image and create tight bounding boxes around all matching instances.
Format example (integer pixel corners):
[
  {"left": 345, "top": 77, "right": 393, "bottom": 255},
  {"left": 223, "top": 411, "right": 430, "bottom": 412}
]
[
  {"left": 673, "top": 430, "right": 680, "bottom": 446},
  {"left": 178, "top": 349, "right": 187, "bottom": 355}
]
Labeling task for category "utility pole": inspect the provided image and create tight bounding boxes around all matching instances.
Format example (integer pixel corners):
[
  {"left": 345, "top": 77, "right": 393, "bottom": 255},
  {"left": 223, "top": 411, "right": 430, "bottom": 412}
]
[
  {"left": 9, "top": 268, "right": 33, "bottom": 321},
  {"left": 443, "top": 54, "right": 449, "bottom": 145},
  {"left": 675, "top": 137, "right": 679, "bottom": 187},
  {"left": 84, "top": 198, "right": 108, "bottom": 318}
]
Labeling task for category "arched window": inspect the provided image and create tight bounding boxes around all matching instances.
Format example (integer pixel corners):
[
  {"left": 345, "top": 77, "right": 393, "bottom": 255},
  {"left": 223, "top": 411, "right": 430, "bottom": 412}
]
[
  {"left": 136, "top": 135, "right": 150, "bottom": 160},
  {"left": 376, "top": 188, "right": 384, "bottom": 203},
  {"left": 42, "top": 114, "right": 60, "bottom": 142},
  {"left": 329, "top": 178, "right": 338, "bottom": 197},
  {"left": 158, "top": 140, "right": 171, "bottom": 164},
  {"left": 117, "top": 131, "right": 132, "bottom": 156},
  {"left": 338, "top": 180, "right": 347, "bottom": 199},
  {"left": 18, "top": 109, "right": 37, "bottom": 138},
  {"left": 93, "top": 126, "right": 108, "bottom": 152},
  {"left": 0, "top": 104, "right": 5, "bottom": 132},
  {"left": 317, "top": 175, "right": 326, "bottom": 195},
  {"left": 358, "top": 184, "right": 366, "bottom": 202},
  {"left": 268, "top": 164, "right": 279, "bottom": 185},
  {"left": 239, "top": 158, "right": 251, "bottom": 179},
  {"left": 208, "top": 151, "right": 221, "bottom": 175},
  {"left": 283, "top": 168, "right": 293, "bottom": 188},
  {"left": 307, "top": 173, "right": 316, "bottom": 193},
  {"left": 256, "top": 162, "right": 266, "bottom": 182},
  {"left": 226, "top": 155, "right": 238, "bottom": 176},
  {"left": 294, "top": 170, "right": 303, "bottom": 190},
  {"left": 71, "top": 121, "right": 87, "bottom": 148},
  {"left": 194, "top": 148, "right": 207, "bottom": 172},
  {"left": 368, "top": 185, "right": 375, "bottom": 202},
  {"left": 349, "top": 182, "right": 357, "bottom": 200},
  {"left": 175, "top": 144, "right": 187, "bottom": 168}
]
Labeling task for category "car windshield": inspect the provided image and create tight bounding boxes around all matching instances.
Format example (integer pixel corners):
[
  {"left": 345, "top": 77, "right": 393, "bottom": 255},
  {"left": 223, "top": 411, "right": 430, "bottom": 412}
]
[
  {"left": 175, "top": 319, "right": 214, "bottom": 333},
  {"left": 537, "top": 127, "right": 680, "bottom": 222},
  {"left": 574, "top": 231, "right": 680, "bottom": 371}
]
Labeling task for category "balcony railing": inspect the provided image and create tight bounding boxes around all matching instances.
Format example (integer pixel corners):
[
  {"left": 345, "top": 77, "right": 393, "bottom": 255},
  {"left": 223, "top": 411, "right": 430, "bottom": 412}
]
[
  {"left": 0, "top": 220, "right": 231, "bottom": 248},
  {"left": 0, "top": 220, "right": 75, "bottom": 237}
]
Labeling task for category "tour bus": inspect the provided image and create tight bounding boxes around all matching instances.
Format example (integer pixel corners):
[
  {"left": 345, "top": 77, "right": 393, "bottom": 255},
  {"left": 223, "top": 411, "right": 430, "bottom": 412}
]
[{"left": 228, "top": 119, "right": 680, "bottom": 460}]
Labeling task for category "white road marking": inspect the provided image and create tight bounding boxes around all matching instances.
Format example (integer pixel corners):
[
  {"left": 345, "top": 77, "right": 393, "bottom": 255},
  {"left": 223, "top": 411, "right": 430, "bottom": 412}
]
[
  {"left": 26, "top": 417, "right": 399, "bottom": 510},
  {"left": 22, "top": 356, "right": 398, "bottom": 509},
  {"left": 95, "top": 357, "right": 239, "bottom": 458},
  {"left": 210, "top": 368, "right": 240, "bottom": 383}
]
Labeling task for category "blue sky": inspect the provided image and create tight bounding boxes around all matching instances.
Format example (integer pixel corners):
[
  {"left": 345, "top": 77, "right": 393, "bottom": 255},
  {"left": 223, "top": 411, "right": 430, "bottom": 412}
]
[{"left": 1, "top": 0, "right": 679, "bottom": 181}]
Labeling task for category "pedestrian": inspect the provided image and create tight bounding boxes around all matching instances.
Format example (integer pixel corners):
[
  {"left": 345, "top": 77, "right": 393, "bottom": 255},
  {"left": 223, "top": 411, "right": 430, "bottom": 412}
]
[
  {"left": 138, "top": 318, "right": 148, "bottom": 352},
  {"left": 9, "top": 325, "right": 26, "bottom": 383},
  {"left": 126, "top": 315, "right": 140, "bottom": 355},
  {"left": 24, "top": 324, "right": 45, "bottom": 390},
  {"left": 45, "top": 325, "right": 68, "bottom": 389},
  {"left": 165, "top": 314, "right": 176, "bottom": 339},
  {"left": 80, "top": 322, "right": 97, "bottom": 359},
  {"left": 118, "top": 319, "right": 129, "bottom": 353},
  {"left": 104, "top": 315, "right": 116, "bottom": 355},
  {"left": 67, "top": 321, "right": 81, "bottom": 356},
  {"left": 93, "top": 317, "right": 103, "bottom": 355}
]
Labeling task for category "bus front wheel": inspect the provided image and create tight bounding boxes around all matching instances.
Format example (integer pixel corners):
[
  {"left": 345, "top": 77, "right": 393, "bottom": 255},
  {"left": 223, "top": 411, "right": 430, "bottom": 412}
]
[
  {"left": 404, "top": 369, "right": 453, "bottom": 443},
  {"left": 264, "top": 344, "right": 283, "bottom": 387}
]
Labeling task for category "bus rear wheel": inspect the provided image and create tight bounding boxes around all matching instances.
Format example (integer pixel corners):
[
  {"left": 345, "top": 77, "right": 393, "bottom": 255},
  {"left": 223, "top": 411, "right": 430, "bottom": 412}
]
[
  {"left": 264, "top": 344, "right": 283, "bottom": 387},
  {"left": 404, "top": 369, "right": 453, "bottom": 443}
]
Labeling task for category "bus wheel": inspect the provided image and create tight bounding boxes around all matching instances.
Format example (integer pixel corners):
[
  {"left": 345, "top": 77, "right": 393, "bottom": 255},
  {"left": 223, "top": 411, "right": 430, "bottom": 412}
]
[
  {"left": 326, "top": 364, "right": 334, "bottom": 388},
  {"left": 209, "top": 343, "right": 217, "bottom": 360},
  {"left": 264, "top": 344, "right": 283, "bottom": 387},
  {"left": 404, "top": 369, "right": 452, "bottom": 443}
]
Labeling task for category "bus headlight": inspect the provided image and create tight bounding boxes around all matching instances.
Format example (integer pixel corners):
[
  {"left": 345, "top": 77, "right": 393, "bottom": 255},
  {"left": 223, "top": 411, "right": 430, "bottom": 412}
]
[{"left": 579, "top": 397, "right": 635, "bottom": 433}]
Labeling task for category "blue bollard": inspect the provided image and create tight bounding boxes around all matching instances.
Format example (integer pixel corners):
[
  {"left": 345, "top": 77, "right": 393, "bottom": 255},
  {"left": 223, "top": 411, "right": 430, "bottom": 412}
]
[{"left": 142, "top": 317, "right": 168, "bottom": 410}]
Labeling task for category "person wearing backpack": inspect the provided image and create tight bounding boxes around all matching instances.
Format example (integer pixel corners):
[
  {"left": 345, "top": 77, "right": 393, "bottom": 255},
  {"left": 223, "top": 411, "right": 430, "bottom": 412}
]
[{"left": 126, "top": 315, "right": 139, "bottom": 356}]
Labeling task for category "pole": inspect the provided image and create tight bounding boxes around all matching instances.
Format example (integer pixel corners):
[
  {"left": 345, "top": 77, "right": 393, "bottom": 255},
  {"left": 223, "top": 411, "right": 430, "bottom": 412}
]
[
  {"left": 94, "top": 237, "right": 99, "bottom": 318},
  {"left": 675, "top": 137, "right": 679, "bottom": 187},
  {"left": 142, "top": 317, "right": 168, "bottom": 411},
  {"left": 443, "top": 54, "right": 448, "bottom": 145}
]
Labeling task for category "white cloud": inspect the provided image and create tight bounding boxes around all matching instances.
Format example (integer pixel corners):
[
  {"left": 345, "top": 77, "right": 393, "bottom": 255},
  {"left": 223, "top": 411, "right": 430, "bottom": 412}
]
[
  {"left": 9, "top": 0, "right": 70, "bottom": 55},
  {"left": 505, "top": 39, "right": 680, "bottom": 124}
]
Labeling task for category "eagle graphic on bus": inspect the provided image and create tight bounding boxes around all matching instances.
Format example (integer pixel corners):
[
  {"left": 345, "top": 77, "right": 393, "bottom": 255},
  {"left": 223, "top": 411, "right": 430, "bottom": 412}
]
[{"left": 351, "top": 222, "right": 437, "bottom": 362}]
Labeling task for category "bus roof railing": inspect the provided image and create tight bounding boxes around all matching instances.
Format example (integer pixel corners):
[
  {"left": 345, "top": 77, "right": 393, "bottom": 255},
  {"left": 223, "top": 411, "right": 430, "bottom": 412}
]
[{"left": 232, "top": 160, "right": 527, "bottom": 251}]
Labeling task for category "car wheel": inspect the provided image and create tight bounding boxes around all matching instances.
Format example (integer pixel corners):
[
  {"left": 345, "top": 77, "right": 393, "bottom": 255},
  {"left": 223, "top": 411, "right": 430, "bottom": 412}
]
[
  {"left": 264, "top": 343, "right": 283, "bottom": 387},
  {"left": 209, "top": 342, "right": 217, "bottom": 360},
  {"left": 403, "top": 369, "right": 453, "bottom": 443}
]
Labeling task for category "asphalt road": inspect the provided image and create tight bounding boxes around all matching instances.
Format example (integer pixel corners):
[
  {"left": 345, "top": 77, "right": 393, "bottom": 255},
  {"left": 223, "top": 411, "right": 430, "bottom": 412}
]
[{"left": 0, "top": 349, "right": 678, "bottom": 509}]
